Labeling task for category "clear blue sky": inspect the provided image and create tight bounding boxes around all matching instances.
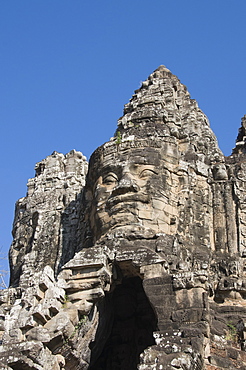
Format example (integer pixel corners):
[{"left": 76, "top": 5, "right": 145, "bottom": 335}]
[{"left": 1, "top": 1, "right": 246, "bottom": 282}]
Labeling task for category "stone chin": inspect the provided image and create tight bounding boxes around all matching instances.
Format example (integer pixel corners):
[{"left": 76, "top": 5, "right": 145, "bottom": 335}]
[
  {"left": 93, "top": 208, "right": 158, "bottom": 241},
  {"left": 93, "top": 194, "right": 161, "bottom": 241}
]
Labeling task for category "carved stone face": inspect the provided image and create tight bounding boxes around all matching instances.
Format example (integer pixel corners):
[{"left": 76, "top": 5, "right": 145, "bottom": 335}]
[{"left": 88, "top": 145, "right": 178, "bottom": 241}]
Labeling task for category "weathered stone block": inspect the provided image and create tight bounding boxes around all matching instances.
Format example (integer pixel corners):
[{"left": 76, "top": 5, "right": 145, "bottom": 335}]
[
  {"left": 67, "top": 287, "right": 104, "bottom": 302},
  {"left": 3, "top": 66, "right": 246, "bottom": 370},
  {"left": 26, "top": 327, "right": 51, "bottom": 342}
]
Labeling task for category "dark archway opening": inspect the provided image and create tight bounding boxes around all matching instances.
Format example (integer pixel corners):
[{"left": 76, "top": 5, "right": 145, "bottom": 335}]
[{"left": 89, "top": 276, "right": 158, "bottom": 370}]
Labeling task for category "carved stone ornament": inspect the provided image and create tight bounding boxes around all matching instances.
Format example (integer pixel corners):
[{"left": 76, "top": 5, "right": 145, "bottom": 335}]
[{"left": 1, "top": 66, "right": 246, "bottom": 369}]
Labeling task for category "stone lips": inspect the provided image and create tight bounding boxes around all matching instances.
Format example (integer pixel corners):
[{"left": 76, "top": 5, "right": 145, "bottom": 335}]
[{"left": 1, "top": 66, "right": 246, "bottom": 369}]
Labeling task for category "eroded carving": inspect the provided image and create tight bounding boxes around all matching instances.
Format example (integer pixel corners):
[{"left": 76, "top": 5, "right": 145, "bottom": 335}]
[{"left": 1, "top": 66, "right": 246, "bottom": 369}]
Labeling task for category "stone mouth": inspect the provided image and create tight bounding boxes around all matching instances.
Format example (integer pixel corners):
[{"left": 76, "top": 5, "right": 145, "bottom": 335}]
[
  {"left": 105, "top": 193, "right": 149, "bottom": 209},
  {"left": 105, "top": 224, "right": 157, "bottom": 239}
]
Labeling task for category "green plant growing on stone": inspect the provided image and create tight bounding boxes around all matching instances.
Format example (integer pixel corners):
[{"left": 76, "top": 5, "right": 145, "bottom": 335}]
[
  {"left": 62, "top": 293, "right": 70, "bottom": 307},
  {"left": 63, "top": 315, "right": 87, "bottom": 344},
  {"left": 226, "top": 322, "right": 238, "bottom": 343},
  {"left": 77, "top": 315, "right": 87, "bottom": 327},
  {"left": 116, "top": 131, "right": 122, "bottom": 144}
]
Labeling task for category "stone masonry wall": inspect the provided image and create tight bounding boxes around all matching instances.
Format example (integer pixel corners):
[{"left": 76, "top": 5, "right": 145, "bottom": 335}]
[{"left": 1, "top": 67, "right": 246, "bottom": 369}]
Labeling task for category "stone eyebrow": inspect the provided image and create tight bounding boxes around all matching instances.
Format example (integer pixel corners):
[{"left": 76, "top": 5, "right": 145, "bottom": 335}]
[
  {"left": 100, "top": 165, "right": 119, "bottom": 175},
  {"left": 129, "top": 159, "right": 158, "bottom": 166}
]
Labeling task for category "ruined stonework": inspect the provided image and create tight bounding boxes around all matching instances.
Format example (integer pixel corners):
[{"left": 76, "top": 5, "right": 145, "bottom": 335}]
[
  {"left": 1, "top": 66, "right": 246, "bottom": 369},
  {"left": 9, "top": 150, "right": 88, "bottom": 288}
]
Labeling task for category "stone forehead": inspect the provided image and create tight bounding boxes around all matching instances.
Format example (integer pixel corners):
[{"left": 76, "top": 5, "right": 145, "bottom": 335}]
[
  {"left": 92, "top": 137, "right": 176, "bottom": 159},
  {"left": 88, "top": 139, "right": 173, "bottom": 176},
  {"left": 102, "top": 146, "right": 161, "bottom": 166}
]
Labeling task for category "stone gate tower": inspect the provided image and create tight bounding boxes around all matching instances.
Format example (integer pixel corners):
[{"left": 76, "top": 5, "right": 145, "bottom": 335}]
[{"left": 1, "top": 66, "right": 246, "bottom": 369}]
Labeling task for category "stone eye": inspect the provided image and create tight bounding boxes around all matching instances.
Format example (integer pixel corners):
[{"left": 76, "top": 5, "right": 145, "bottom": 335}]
[
  {"left": 102, "top": 173, "right": 118, "bottom": 185},
  {"left": 139, "top": 169, "right": 156, "bottom": 179}
]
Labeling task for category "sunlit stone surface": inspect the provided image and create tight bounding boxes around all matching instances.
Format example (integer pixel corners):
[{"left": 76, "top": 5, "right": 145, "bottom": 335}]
[{"left": 1, "top": 66, "right": 246, "bottom": 369}]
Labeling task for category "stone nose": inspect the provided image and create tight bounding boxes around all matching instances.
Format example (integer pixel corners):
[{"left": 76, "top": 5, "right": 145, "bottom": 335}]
[{"left": 112, "top": 174, "right": 139, "bottom": 195}]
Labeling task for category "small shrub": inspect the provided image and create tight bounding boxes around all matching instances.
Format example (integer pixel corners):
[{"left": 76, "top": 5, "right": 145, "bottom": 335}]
[
  {"left": 226, "top": 322, "right": 238, "bottom": 343},
  {"left": 62, "top": 294, "right": 70, "bottom": 307},
  {"left": 63, "top": 315, "right": 87, "bottom": 344},
  {"left": 116, "top": 131, "right": 122, "bottom": 144}
]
